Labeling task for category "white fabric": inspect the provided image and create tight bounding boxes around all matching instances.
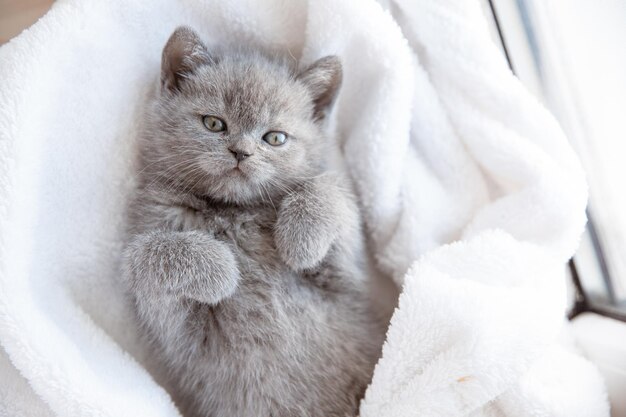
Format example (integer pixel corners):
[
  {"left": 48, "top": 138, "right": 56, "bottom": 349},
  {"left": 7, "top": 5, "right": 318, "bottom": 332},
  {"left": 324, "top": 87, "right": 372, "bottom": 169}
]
[{"left": 0, "top": 0, "right": 609, "bottom": 416}]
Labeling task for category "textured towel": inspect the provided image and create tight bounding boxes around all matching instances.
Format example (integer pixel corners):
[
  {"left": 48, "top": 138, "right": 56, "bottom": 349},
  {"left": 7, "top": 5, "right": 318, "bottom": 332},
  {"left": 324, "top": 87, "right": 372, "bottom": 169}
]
[{"left": 0, "top": 0, "right": 609, "bottom": 416}]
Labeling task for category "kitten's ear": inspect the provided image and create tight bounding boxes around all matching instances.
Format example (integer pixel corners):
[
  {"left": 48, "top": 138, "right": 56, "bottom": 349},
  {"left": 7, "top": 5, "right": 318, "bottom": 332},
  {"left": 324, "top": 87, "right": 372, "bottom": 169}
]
[
  {"left": 297, "top": 56, "right": 342, "bottom": 121},
  {"left": 161, "top": 26, "right": 212, "bottom": 92}
]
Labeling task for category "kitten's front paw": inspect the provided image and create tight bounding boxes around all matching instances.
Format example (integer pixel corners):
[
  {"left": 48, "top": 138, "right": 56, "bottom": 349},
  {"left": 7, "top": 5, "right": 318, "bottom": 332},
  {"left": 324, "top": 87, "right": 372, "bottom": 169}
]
[
  {"left": 274, "top": 176, "right": 352, "bottom": 271},
  {"left": 125, "top": 231, "right": 240, "bottom": 304},
  {"left": 274, "top": 207, "right": 335, "bottom": 271},
  {"left": 175, "top": 232, "right": 240, "bottom": 304}
]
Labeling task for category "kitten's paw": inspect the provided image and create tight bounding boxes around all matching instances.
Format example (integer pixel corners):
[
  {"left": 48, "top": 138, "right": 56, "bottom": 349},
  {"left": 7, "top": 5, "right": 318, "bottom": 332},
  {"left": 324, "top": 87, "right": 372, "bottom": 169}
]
[
  {"left": 178, "top": 232, "right": 240, "bottom": 304},
  {"left": 125, "top": 231, "right": 240, "bottom": 304},
  {"left": 274, "top": 176, "right": 353, "bottom": 271},
  {"left": 274, "top": 205, "right": 336, "bottom": 271}
]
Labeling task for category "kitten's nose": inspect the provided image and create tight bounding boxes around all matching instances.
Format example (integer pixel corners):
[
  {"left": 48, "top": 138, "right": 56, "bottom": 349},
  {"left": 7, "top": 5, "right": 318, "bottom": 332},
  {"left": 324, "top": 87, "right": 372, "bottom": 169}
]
[{"left": 228, "top": 147, "right": 252, "bottom": 162}]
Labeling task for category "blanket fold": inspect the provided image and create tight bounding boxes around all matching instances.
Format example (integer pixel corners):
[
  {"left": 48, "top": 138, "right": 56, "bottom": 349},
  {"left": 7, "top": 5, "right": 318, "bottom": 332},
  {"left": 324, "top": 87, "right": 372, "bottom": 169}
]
[{"left": 0, "top": 0, "right": 609, "bottom": 416}]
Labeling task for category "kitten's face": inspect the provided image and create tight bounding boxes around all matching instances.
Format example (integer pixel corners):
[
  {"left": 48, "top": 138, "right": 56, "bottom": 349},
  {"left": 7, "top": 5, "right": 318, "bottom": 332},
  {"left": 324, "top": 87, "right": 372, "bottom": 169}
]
[{"left": 144, "top": 27, "right": 342, "bottom": 204}]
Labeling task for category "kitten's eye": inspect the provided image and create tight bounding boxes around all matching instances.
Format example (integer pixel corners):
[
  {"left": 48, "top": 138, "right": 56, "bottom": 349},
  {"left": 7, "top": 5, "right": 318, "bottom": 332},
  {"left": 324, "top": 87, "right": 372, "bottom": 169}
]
[
  {"left": 202, "top": 116, "right": 227, "bottom": 132},
  {"left": 263, "top": 131, "right": 288, "bottom": 146}
]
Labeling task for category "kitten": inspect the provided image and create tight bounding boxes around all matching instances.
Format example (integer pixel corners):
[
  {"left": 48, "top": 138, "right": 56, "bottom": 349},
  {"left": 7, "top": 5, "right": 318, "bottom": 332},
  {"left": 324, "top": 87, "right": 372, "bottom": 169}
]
[{"left": 122, "top": 26, "right": 384, "bottom": 417}]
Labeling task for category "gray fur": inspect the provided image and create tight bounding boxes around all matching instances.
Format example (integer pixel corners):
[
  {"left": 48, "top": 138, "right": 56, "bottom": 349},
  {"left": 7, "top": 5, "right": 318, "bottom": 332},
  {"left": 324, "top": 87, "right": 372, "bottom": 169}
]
[{"left": 122, "top": 26, "right": 384, "bottom": 417}]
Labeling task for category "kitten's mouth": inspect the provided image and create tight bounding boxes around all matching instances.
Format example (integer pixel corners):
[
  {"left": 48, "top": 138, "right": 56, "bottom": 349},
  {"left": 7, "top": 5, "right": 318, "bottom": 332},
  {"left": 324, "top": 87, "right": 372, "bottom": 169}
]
[{"left": 230, "top": 166, "right": 248, "bottom": 177}]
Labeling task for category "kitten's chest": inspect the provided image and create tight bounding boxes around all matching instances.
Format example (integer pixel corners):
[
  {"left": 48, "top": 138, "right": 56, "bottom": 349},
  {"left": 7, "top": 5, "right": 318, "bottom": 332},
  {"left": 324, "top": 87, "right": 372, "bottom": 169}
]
[{"left": 201, "top": 206, "right": 279, "bottom": 265}]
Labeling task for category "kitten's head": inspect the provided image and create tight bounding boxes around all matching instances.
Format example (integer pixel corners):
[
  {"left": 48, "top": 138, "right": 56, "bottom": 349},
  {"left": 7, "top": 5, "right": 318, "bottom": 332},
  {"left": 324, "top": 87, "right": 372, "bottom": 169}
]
[{"left": 143, "top": 26, "right": 342, "bottom": 204}]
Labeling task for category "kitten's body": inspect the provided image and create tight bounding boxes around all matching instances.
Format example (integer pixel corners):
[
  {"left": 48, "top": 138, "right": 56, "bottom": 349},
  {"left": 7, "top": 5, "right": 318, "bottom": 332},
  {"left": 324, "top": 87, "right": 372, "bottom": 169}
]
[{"left": 123, "top": 27, "right": 383, "bottom": 417}]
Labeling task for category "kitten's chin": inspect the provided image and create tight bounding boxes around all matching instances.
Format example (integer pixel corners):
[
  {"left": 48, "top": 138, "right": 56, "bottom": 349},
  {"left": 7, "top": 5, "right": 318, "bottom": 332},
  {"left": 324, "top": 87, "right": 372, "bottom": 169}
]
[{"left": 201, "top": 175, "right": 267, "bottom": 205}]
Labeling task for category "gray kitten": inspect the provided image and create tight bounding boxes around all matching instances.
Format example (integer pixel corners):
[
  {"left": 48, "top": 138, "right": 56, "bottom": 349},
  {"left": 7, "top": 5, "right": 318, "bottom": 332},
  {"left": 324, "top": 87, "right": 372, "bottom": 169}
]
[{"left": 122, "top": 26, "right": 384, "bottom": 417}]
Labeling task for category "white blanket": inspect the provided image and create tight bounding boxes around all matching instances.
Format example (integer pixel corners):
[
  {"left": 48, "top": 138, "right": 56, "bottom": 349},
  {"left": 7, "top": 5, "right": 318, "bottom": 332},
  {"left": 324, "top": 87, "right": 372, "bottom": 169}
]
[{"left": 0, "top": 0, "right": 609, "bottom": 416}]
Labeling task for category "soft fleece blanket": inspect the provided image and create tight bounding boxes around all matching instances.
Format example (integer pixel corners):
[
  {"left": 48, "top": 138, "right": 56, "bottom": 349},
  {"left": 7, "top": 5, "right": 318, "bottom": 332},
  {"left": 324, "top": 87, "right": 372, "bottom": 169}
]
[{"left": 0, "top": 0, "right": 610, "bottom": 416}]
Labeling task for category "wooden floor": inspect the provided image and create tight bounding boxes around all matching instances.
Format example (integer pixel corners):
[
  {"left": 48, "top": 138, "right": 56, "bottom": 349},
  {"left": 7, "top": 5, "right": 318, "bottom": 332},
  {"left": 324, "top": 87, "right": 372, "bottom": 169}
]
[{"left": 0, "top": 0, "right": 54, "bottom": 45}]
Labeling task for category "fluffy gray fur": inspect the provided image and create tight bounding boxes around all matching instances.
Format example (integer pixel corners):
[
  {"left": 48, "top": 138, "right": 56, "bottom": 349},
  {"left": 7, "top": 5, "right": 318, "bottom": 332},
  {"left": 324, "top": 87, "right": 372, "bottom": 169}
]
[{"left": 122, "top": 26, "right": 384, "bottom": 417}]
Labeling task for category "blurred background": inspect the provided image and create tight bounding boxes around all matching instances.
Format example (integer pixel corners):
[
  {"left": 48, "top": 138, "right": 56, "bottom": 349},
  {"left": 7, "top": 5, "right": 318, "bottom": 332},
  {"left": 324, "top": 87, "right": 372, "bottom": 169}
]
[
  {"left": 485, "top": 2, "right": 626, "bottom": 415},
  {"left": 488, "top": 0, "right": 626, "bottom": 319},
  {"left": 0, "top": 0, "right": 52, "bottom": 44}
]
